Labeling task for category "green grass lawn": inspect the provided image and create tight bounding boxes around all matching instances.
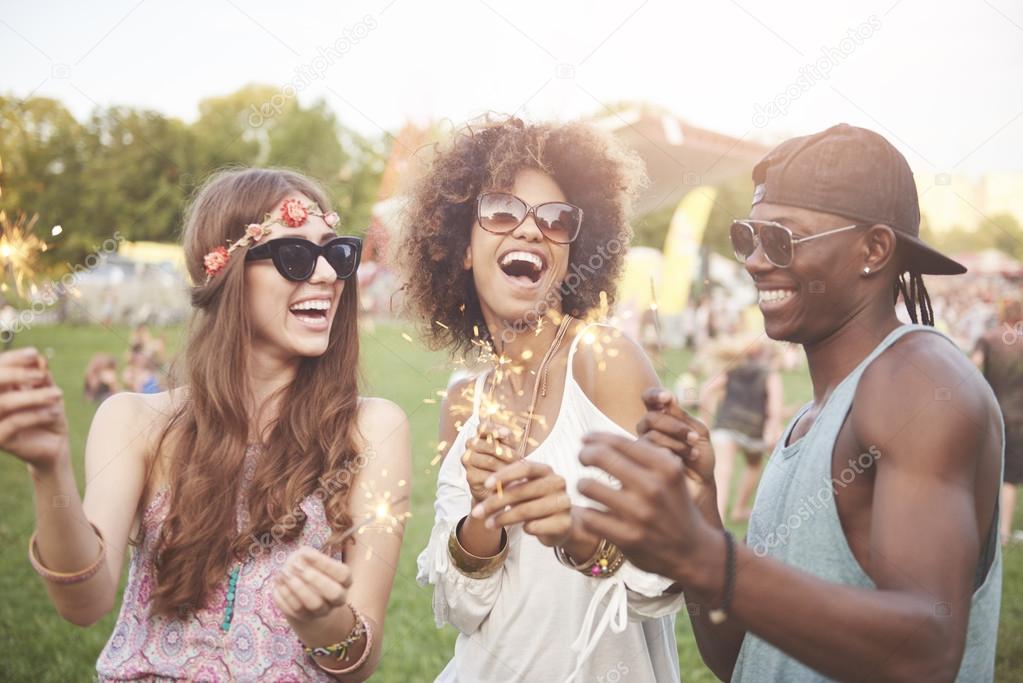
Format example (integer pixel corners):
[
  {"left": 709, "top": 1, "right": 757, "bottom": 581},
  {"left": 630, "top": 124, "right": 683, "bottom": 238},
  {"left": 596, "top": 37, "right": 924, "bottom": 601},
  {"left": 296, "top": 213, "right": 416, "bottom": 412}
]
[{"left": 1, "top": 321, "right": 1021, "bottom": 681}]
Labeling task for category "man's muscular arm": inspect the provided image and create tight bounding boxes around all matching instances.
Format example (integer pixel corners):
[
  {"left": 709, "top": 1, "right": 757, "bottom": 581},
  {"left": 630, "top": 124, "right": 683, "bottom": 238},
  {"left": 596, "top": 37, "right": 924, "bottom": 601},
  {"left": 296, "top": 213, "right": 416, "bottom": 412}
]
[{"left": 577, "top": 333, "right": 1001, "bottom": 682}]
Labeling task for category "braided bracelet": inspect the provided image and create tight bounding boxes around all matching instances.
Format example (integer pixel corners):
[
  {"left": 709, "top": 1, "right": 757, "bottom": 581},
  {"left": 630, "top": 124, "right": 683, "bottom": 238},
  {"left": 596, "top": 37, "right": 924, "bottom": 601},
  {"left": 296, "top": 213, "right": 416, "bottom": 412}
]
[
  {"left": 29, "top": 522, "right": 107, "bottom": 585},
  {"left": 310, "top": 605, "right": 374, "bottom": 675},
  {"left": 303, "top": 604, "right": 366, "bottom": 661}
]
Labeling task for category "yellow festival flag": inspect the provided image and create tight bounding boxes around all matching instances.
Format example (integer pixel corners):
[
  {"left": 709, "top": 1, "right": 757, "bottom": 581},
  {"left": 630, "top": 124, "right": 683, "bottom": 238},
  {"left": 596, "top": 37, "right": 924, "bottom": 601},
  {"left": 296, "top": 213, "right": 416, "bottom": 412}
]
[{"left": 658, "top": 186, "right": 718, "bottom": 314}]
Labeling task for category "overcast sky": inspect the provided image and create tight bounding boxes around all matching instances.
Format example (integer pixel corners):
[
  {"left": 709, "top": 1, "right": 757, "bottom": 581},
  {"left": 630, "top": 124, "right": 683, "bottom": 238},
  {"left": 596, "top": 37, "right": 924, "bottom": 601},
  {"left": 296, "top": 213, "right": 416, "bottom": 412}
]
[{"left": 3, "top": 0, "right": 1021, "bottom": 177}]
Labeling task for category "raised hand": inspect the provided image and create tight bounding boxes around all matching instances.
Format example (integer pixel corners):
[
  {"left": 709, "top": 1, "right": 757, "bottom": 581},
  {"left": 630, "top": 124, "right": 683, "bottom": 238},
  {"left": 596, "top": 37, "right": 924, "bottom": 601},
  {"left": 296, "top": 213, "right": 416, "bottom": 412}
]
[
  {"left": 471, "top": 459, "right": 598, "bottom": 556},
  {"left": 637, "top": 387, "right": 719, "bottom": 525},
  {"left": 0, "top": 347, "right": 69, "bottom": 470},
  {"left": 463, "top": 421, "right": 515, "bottom": 505},
  {"left": 273, "top": 546, "right": 353, "bottom": 623},
  {"left": 575, "top": 432, "right": 720, "bottom": 582}
]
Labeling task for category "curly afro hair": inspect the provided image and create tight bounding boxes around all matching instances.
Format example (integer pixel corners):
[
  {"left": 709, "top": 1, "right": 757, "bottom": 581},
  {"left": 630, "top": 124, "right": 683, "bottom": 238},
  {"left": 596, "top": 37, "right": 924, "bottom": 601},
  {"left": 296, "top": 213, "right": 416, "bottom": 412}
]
[{"left": 396, "top": 116, "right": 645, "bottom": 357}]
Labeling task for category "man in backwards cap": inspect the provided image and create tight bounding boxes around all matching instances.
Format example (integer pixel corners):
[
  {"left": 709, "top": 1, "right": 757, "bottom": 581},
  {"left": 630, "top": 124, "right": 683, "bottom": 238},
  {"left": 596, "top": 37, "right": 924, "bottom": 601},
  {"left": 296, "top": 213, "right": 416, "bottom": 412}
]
[{"left": 574, "top": 124, "right": 1004, "bottom": 681}]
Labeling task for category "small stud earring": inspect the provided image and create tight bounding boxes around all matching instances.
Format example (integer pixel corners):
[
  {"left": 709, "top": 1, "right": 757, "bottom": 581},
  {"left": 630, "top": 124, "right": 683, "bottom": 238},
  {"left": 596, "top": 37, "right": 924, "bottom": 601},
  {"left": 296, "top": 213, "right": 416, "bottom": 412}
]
[{"left": 862, "top": 266, "right": 871, "bottom": 275}]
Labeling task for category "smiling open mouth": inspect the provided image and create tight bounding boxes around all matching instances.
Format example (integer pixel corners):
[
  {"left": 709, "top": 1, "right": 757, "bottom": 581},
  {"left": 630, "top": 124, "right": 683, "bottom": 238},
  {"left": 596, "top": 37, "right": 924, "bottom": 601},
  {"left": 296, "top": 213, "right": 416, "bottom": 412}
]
[
  {"left": 289, "top": 298, "right": 331, "bottom": 323},
  {"left": 499, "top": 250, "right": 545, "bottom": 284}
]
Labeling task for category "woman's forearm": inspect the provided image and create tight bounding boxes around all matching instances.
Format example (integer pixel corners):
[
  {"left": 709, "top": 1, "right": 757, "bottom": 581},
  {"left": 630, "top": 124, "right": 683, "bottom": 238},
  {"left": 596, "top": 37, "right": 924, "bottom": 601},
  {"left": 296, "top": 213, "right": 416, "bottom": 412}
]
[
  {"left": 291, "top": 605, "right": 380, "bottom": 682},
  {"left": 457, "top": 513, "right": 504, "bottom": 557},
  {"left": 28, "top": 448, "right": 115, "bottom": 626}
]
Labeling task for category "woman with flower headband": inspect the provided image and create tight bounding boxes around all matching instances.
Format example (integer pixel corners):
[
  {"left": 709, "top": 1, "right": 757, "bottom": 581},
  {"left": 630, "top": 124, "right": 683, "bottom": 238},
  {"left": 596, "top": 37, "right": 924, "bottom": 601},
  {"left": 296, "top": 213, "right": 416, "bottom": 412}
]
[
  {"left": 0, "top": 168, "right": 410, "bottom": 681},
  {"left": 401, "top": 117, "right": 686, "bottom": 682}
]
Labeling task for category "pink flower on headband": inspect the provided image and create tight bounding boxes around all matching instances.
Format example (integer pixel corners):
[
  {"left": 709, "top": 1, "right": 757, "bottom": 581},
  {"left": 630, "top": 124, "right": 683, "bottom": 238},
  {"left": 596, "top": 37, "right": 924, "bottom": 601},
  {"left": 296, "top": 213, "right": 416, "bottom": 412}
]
[
  {"left": 280, "top": 198, "right": 308, "bottom": 227},
  {"left": 324, "top": 211, "right": 340, "bottom": 228},
  {"left": 203, "top": 246, "right": 230, "bottom": 278},
  {"left": 246, "top": 223, "right": 265, "bottom": 241}
]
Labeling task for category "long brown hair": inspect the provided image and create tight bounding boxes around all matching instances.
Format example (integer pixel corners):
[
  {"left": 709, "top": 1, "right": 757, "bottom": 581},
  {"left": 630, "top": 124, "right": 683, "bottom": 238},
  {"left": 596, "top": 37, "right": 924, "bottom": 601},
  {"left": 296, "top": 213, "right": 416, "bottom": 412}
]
[{"left": 149, "top": 168, "right": 361, "bottom": 617}]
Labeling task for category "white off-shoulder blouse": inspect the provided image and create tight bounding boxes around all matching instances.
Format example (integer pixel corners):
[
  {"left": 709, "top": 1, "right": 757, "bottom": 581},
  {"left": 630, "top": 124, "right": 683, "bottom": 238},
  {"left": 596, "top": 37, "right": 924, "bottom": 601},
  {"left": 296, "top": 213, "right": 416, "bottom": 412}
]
[{"left": 417, "top": 323, "right": 685, "bottom": 683}]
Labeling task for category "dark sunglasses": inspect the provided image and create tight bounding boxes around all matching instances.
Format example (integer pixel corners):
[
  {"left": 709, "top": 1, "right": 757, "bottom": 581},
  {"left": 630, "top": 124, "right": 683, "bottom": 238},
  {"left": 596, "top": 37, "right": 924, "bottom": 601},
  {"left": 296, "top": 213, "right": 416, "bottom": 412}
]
[
  {"left": 245, "top": 236, "right": 362, "bottom": 281},
  {"left": 729, "top": 219, "right": 866, "bottom": 268},
  {"left": 477, "top": 191, "right": 583, "bottom": 244}
]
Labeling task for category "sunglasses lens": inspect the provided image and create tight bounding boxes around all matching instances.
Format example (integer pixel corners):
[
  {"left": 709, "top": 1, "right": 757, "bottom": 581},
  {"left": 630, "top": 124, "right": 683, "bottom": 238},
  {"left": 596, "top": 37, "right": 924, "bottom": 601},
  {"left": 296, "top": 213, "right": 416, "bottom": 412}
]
[
  {"left": 479, "top": 193, "right": 525, "bottom": 233},
  {"left": 535, "top": 203, "right": 582, "bottom": 243},
  {"left": 326, "top": 241, "right": 359, "bottom": 279},
  {"left": 760, "top": 223, "right": 794, "bottom": 266},
  {"left": 277, "top": 243, "right": 317, "bottom": 280},
  {"left": 729, "top": 222, "right": 756, "bottom": 261}
]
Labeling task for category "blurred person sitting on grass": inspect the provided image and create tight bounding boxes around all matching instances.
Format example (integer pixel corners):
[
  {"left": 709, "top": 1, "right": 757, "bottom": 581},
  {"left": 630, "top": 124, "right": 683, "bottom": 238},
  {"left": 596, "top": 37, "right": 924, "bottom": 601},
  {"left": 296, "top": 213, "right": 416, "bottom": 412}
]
[
  {"left": 0, "top": 167, "right": 409, "bottom": 682},
  {"left": 83, "top": 352, "right": 121, "bottom": 403},
  {"left": 401, "top": 116, "right": 686, "bottom": 683},
  {"left": 122, "top": 344, "right": 162, "bottom": 394}
]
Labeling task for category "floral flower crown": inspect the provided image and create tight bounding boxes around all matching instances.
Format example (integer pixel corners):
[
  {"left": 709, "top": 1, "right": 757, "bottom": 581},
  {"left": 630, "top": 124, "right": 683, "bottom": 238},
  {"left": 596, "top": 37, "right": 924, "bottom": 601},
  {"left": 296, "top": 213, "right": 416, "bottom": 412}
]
[{"left": 203, "top": 198, "right": 340, "bottom": 283}]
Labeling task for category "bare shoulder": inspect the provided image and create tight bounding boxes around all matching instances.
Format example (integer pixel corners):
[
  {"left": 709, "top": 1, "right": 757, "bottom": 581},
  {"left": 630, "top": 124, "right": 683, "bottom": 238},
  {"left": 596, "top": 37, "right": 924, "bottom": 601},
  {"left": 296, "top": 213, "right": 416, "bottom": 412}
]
[
  {"left": 356, "top": 396, "right": 410, "bottom": 452},
  {"left": 357, "top": 396, "right": 409, "bottom": 434},
  {"left": 571, "top": 322, "right": 660, "bottom": 432},
  {"left": 439, "top": 374, "right": 477, "bottom": 446},
  {"left": 91, "top": 387, "right": 185, "bottom": 453},
  {"left": 83, "top": 388, "right": 188, "bottom": 533},
  {"left": 573, "top": 323, "right": 659, "bottom": 398},
  {"left": 352, "top": 398, "right": 411, "bottom": 491},
  {"left": 853, "top": 328, "right": 999, "bottom": 465}
]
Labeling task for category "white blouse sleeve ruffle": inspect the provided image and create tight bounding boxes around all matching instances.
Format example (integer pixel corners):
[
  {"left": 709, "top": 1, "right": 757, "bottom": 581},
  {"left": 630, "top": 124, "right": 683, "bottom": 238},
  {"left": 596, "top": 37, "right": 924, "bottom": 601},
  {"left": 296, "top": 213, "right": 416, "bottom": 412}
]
[
  {"left": 415, "top": 419, "right": 504, "bottom": 635},
  {"left": 416, "top": 516, "right": 504, "bottom": 635}
]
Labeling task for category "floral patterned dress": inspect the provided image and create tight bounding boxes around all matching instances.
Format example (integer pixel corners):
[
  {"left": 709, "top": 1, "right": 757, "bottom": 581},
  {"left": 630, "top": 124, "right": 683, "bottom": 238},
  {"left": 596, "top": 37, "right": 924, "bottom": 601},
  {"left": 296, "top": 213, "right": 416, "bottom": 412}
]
[{"left": 96, "top": 445, "right": 341, "bottom": 682}]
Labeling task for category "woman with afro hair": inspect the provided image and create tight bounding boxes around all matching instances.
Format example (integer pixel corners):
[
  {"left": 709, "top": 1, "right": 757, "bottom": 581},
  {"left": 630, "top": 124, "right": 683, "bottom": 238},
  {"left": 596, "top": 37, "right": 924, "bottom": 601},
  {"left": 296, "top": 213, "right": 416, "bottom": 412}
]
[{"left": 404, "top": 117, "right": 686, "bottom": 682}]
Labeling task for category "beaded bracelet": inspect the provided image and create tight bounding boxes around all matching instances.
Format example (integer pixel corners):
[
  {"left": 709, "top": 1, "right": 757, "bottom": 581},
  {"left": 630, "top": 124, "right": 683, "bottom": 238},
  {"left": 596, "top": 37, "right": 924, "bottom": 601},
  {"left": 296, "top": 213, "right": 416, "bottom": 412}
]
[
  {"left": 555, "top": 538, "right": 625, "bottom": 578},
  {"left": 29, "top": 522, "right": 107, "bottom": 585},
  {"left": 310, "top": 605, "right": 374, "bottom": 676},
  {"left": 303, "top": 604, "right": 366, "bottom": 661}
]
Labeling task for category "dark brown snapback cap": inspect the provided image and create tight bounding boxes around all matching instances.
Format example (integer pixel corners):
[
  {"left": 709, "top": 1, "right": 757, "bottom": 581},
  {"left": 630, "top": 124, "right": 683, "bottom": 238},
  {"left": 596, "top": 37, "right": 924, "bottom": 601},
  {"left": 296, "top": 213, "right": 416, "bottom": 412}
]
[{"left": 751, "top": 123, "right": 966, "bottom": 275}]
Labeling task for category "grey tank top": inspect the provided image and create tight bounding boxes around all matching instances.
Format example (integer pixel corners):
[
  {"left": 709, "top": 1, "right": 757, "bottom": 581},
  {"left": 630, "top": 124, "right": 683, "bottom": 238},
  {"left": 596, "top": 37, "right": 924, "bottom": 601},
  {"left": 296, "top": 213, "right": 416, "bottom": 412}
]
[{"left": 732, "top": 324, "right": 1003, "bottom": 683}]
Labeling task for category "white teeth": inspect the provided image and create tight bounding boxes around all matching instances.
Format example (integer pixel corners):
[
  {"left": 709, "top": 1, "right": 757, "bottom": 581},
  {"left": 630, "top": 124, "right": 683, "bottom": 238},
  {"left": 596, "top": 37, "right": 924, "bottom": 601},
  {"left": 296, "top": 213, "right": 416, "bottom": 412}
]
[
  {"left": 500, "top": 250, "right": 543, "bottom": 271},
  {"left": 758, "top": 289, "right": 796, "bottom": 304},
  {"left": 290, "top": 299, "right": 331, "bottom": 312}
]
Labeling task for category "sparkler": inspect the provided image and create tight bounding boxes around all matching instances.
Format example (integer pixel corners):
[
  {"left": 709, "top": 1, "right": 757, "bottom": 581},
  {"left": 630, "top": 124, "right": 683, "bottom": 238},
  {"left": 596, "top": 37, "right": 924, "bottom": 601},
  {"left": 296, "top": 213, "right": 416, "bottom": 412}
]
[
  {"left": 338, "top": 492, "right": 411, "bottom": 543},
  {"left": 0, "top": 155, "right": 51, "bottom": 297},
  {"left": 0, "top": 210, "right": 47, "bottom": 297}
]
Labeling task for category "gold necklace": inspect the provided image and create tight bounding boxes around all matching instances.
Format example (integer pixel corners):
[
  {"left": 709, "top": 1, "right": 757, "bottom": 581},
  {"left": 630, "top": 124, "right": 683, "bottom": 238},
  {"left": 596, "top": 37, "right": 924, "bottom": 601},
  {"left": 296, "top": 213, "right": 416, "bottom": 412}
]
[{"left": 512, "top": 315, "right": 574, "bottom": 459}]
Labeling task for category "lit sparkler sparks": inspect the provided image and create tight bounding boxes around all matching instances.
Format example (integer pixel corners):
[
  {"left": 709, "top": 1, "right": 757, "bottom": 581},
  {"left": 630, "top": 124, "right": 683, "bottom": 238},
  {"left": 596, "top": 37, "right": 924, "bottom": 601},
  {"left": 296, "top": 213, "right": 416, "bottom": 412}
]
[
  {"left": 0, "top": 211, "right": 47, "bottom": 296},
  {"left": 339, "top": 491, "right": 412, "bottom": 543},
  {"left": 0, "top": 155, "right": 51, "bottom": 296}
]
